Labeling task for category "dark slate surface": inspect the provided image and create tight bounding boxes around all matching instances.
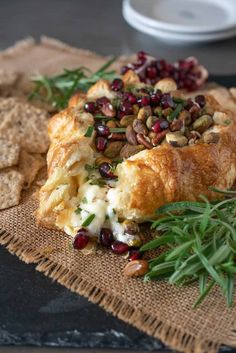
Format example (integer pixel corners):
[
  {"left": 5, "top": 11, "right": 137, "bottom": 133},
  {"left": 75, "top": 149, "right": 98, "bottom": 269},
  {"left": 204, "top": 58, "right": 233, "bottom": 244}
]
[{"left": 0, "top": 246, "right": 166, "bottom": 351}]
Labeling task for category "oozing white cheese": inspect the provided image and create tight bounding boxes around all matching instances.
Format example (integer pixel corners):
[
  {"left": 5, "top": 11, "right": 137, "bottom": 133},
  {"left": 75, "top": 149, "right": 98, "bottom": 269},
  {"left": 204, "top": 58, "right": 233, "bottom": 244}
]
[{"left": 63, "top": 177, "right": 137, "bottom": 244}]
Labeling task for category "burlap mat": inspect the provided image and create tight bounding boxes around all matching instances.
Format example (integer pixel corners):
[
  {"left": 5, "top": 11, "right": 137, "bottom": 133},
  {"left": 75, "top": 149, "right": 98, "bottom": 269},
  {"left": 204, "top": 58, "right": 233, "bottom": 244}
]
[{"left": 0, "top": 37, "right": 236, "bottom": 353}]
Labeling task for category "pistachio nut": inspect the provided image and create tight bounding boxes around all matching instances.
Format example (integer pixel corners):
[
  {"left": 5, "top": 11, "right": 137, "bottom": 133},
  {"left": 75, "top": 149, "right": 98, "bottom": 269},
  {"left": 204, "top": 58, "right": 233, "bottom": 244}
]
[
  {"left": 123, "top": 220, "right": 140, "bottom": 235},
  {"left": 120, "top": 143, "right": 145, "bottom": 158},
  {"left": 120, "top": 115, "right": 136, "bottom": 127},
  {"left": 137, "top": 106, "right": 152, "bottom": 121},
  {"left": 95, "top": 156, "right": 112, "bottom": 166},
  {"left": 202, "top": 131, "right": 220, "bottom": 144},
  {"left": 213, "top": 111, "right": 231, "bottom": 126},
  {"left": 166, "top": 132, "right": 188, "bottom": 147},
  {"left": 192, "top": 114, "right": 213, "bottom": 133},
  {"left": 133, "top": 119, "right": 148, "bottom": 135},
  {"left": 154, "top": 78, "right": 177, "bottom": 93},
  {"left": 126, "top": 125, "right": 138, "bottom": 145},
  {"left": 104, "top": 141, "right": 124, "bottom": 158},
  {"left": 136, "top": 133, "right": 153, "bottom": 149}
]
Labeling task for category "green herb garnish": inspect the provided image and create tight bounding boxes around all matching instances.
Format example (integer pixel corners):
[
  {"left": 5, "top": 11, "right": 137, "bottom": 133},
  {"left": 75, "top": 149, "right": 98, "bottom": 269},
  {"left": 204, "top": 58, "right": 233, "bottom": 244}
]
[
  {"left": 75, "top": 207, "right": 82, "bottom": 215},
  {"left": 85, "top": 164, "right": 98, "bottom": 173},
  {"left": 141, "top": 190, "right": 236, "bottom": 308},
  {"left": 84, "top": 126, "right": 94, "bottom": 137},
  {"left": 81, "top": 197, "right": 87, "bottom": 204},
  {"left": 224, "top": 119, "right": 232, "bottom": 126},
  {"left": 82, "top": 213, "right": 96, "bottom": 227},
  {"left": 109, "top": 128, "right": 126, "bottom": 133},
  {"left": 89, "top": 178, "right": 107, "bottom": 187},
  {"left": 29, "top": 57, "right": 117, "bottom": 111},
  {"left": 167, "top": 104, "right": 183, "bottom": 122},
  {"left": 94, "top": 115, "right": 113, "bottom": 120}
]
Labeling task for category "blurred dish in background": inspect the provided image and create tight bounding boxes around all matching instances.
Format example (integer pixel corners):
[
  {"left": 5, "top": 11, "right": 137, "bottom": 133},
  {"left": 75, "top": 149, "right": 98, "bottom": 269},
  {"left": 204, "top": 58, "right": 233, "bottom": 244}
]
[{"left": 123, "top": 0, "right": 236, "bottom": 43}]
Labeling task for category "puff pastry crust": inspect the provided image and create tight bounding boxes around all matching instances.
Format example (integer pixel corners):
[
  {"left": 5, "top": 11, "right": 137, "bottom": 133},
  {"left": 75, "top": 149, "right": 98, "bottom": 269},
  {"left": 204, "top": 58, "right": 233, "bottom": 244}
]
[{"left": 37, "top": 76, "right": 236, "bottom": 234}]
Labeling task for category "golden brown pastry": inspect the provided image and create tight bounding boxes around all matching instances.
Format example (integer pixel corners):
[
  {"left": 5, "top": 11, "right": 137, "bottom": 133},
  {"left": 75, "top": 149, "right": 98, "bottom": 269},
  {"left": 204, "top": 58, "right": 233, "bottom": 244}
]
[{"left": 37, "top": 72, "right": 236, "bottom": 244}]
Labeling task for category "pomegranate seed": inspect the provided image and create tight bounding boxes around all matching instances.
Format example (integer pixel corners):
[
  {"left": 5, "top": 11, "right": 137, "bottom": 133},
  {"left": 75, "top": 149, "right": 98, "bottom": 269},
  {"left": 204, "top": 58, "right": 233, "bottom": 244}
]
[
  {"left": 185, "top": 98, "right": 194, "bottom": 110},
  {"left": 99, "top": 162, "right": 116, "bottom": 179},
  {"left": 95, "top": 123, "right": 110, "bottom": 137},
  {"left": 195, "top": 95, "right": 206, "bottom": 108},
  {"left": 73, "top": 228, "right": 89, "bottom": 250},
  {"left": 120, "top": 101, "right": 133, "bottom": 114},
  {"left": 84, "top": 102, "right": 96, "bottom": 113},
  {"left": 137, "top": 50, "right": 147, "bottom": 63},
  {"left": 161, "top": 94, "right": 175, "bottom": 109},
  {"left": 137, "top": 96, "right": 151, "bottom": 107},
  {"left": 111, "top": 241, "right": 129, "bottom": 254},
  {"left": 128, "top": 249, "right": 142, "bottom": 261},
  {"left": 96, "top": 137, "right": 107, "bottom": 152},
  {"left": 152, "top": 120, "right": 162, "bottom": 133},
  {"left": 100, "top": 228, "right": 114, "bottom": 247},
  {"left": 156, "top": 59, "right": 167, "bottom": 71},
  {"left": 111, "top": 78, "right": 124, "bottom": 92},
  {"left": 128, "top": 94, "right": 137, "bottom": 104},
  {"left": 150, "top": 89, "right": 162, "bottom": 105},
  {"left": 178, "top": 59, "right": 194, "bottom": 71}
]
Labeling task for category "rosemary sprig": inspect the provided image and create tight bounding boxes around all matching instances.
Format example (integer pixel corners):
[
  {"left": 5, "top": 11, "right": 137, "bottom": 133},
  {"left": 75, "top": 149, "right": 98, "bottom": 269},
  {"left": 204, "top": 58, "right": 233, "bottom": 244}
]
[
  {"left": 29, "top": 57, "right": 117, "bottom": 111},
  {"left": 141, "top": 191, "right": 236, "bottom": 308}
]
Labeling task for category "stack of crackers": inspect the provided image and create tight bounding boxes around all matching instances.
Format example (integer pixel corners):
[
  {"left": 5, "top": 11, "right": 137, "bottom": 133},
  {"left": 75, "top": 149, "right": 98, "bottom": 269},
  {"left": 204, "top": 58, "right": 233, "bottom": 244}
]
[{"left": 0, "top": 96, "right": 49, "bottom": 210}]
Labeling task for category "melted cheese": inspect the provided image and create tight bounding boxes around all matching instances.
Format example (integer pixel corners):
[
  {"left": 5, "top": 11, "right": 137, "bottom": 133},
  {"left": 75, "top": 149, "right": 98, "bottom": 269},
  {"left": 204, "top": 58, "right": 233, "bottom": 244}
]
[{"left": 61, "top": 177, "right": 137, "bottom": 244}]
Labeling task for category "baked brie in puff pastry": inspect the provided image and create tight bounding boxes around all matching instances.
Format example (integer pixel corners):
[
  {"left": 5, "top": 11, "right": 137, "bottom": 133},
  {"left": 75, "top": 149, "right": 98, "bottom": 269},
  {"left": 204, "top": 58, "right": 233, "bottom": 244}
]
[{"left": 37, "top": 71, "right": 236, "bottom": 245}]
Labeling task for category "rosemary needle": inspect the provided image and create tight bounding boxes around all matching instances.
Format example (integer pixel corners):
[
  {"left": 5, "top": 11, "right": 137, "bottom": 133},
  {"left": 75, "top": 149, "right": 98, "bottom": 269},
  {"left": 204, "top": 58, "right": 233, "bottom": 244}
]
[
  {"left": 141, "top": 191, "right": 236, "bottom": 308},
  {"left": 29, "top": 57, "right": 117, "bottom": 111}
]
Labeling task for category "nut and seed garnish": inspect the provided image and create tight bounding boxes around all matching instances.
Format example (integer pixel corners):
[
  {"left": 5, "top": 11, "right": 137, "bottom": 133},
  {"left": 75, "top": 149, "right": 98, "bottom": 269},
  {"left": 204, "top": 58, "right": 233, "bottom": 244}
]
[{"left": 140, "top": 189, "right": 236, "bottom": 308}]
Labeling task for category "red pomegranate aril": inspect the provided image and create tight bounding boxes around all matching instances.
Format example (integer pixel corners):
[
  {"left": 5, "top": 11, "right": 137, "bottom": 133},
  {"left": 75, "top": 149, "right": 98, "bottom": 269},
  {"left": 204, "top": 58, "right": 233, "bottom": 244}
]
[
  {"left": 99, "top": 162, "right": 116, "bottom": 179},
  {"left": 100, "top": 228, "right": 114, "bottom": 247},
  {"left": 73, "top": 228, "right": 89, "bottom": 250},
  {"left": 96, "top": 137, "right": 107, "bottom": 152},
  {"left": 120, "top": 101, "right": 133, "bottom": 114},
  {"left": 195, "top": 94, "right": 206, "bottom": 107},
  {"left": 146, "top": 65, "right": 157, "bottom": 79},
  {"left": 111, "top": 241, "right": 129, "bottom": 255},
  {"left": 137, "top": 50, "right": 147, "bottom": 63},
  {"left": 84, "top": 101, "right": 96, "bottom": 113},
  {"left": 137, "top": 96, "right": 151, "bottom": 107},
  {"left": 95, "top": 123, "right": 110, "bottom": 137},
  {"left": 111, "top": 78, "right": 124, "bottom": 92},
  {"left": 128, "top": 94, "right": 137, "bottom": 104},
  {"left": 152, "top": 120, "right": 162, "bottom": 133},
  {"left": 185, "top": 98, "right": 194, "bottom": 110},
  {"left": 128, "top": 249, "right": 142, "bottom": 262}
]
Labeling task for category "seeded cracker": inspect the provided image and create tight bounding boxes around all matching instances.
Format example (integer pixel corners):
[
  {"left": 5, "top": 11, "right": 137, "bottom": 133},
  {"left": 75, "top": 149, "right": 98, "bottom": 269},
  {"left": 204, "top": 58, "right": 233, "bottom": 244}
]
[
  {"left": 0, "top": 98, "right": 49, "bottom": 153},
  {"left": 18, "top": 150, "right": 46, "bottom": 189},
  {"left": 0, "top": 169, "right": 24, "bottom": 210},
  {"left": 0, "top": 138, "right": 20, "bottom": 169}
]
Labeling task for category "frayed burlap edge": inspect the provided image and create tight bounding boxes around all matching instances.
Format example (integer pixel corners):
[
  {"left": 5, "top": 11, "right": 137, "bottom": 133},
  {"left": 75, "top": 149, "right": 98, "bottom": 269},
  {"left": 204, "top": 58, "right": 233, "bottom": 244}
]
[{"left": 0, "top": 227, "right": 223, "bottom": 353}]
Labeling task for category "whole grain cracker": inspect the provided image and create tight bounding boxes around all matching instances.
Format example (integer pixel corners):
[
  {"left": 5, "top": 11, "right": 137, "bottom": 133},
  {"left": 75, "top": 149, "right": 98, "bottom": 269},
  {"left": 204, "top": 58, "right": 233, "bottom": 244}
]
[
  {"left": 0, "top": 69, "right": 19, "bottom": 88},
  {"left": 0, "top": 98, "right": 49, "bottom": 153},
  {"left": 0, "top": 169, "right": 24, "bottom": 210},
  {"left": 18, "top": 150, "right": 46, "bottom": 189},
  {"left": 0, "top": 138, "right": 20, "bottom": 169}
]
